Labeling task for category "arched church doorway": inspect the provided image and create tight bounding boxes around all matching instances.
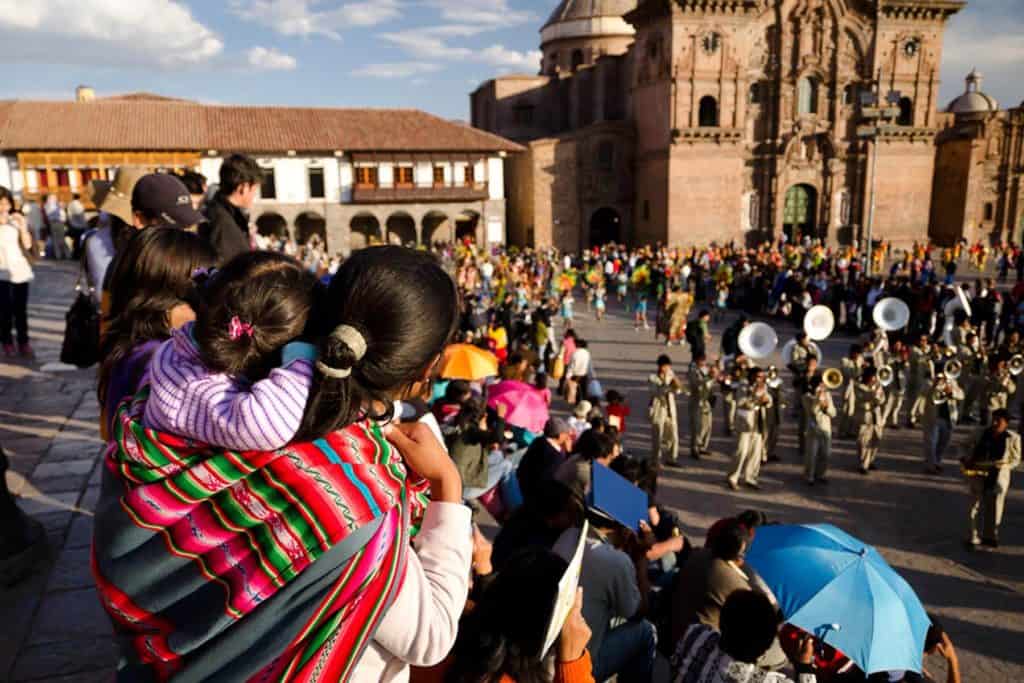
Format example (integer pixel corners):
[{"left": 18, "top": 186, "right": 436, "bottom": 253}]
[
  {"left": 589, "top": 207, "right": 621, "bottom": 247},
  {"left": 783, "top": 184, "right": 817, "bottom": 244},
  {"left": 455, "top": 211, "right": 480, "bottom": 244}
]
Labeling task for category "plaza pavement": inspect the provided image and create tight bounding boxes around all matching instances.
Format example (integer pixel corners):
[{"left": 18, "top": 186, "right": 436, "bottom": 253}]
[{"left": 0, "top": 260, "right": 1022, "bottom": 681}]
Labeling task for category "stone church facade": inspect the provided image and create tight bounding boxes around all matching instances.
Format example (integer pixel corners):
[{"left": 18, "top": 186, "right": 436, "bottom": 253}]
[{"left": 471, "top": 0, "right": 1024, "bottom": 251}]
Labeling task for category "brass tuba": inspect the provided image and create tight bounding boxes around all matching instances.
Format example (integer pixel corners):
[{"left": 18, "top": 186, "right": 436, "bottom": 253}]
[
  {"left": 877, "top": 365, "right": 894, "bottom": 387},
  {"left": 1010, "top": 354, "right": 1024, "bottom": 376},
  {"left": 822, "top": 368, "right": 843, "bottom": 390}
]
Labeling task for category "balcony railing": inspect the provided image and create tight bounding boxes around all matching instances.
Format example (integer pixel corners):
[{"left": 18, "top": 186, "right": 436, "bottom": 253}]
[{"left": 351, "top": 183, "right": 489, "bottom": 203}]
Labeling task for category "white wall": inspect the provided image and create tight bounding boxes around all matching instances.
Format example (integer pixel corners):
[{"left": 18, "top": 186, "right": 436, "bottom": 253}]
[
  {"left": 323, "top": 159, "right": 341, "bottom": 202},
  {"left": 415, "top": 161, "right": 432, "bottom": 188},
  {"left": 487, "top": 156, "right": 504, "bottom": 200},
  {"left": 0, "top": 156, "right": 14, "bottom": 193},
  {"left": 378, "top": 163, "right": 394, "bottom": 188},
  {"left": 340, "top": 160, "right": 353, "bottom": 202},
  {"left": 199, "top": 157, "right": 222, "bottom": 187},
  {"left": 253, "top": 156, "right": 338, "bottom": 204}
]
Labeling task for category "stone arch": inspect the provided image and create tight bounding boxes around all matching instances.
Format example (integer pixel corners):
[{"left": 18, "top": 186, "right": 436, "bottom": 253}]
[
  {"left": 571, "top": 49, "right": 584, "bottom": 72},
  {"left": 256, "top": 212, "right": 288, "bottom": 239},
  {"left": 350, "top": 212, "right": 381, "bottom": 251},
  {"left": 698, "top": 95, "right": 719, "bottom": 127},
  {"left": 783, "top": 183, "right": 819, "bottom": 243},
  {"left": 295, "top": 211, "right": 327, "bottom": 248},
  {"left": 422, "top": 211, "right": 451, "bottom": 246},
  {"left": 386, "top": 211, "right": 417, "bottom": 246},
  {"left": 455, "top": 210, "right": 481, "bottom": 244}
]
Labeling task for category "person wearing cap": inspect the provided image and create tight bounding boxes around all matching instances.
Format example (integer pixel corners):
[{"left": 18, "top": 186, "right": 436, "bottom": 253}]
[
  {"left": 130, "top": 173, "right": 205, "bottom": 230},
  {"left": 515, "top": 417, "right": 574, "bottom": 505},
  {"left": 961, "top": 408, "right": 1020, "bottom": 550},
  {"left": 202, "top": 154, "right": 262, "bottom": 265},
  {"left": 649, "top": 354, "right": 682, "bottom": 466},
  {"left": 568, "top": 400, "right": 593, "bottom": 437}
]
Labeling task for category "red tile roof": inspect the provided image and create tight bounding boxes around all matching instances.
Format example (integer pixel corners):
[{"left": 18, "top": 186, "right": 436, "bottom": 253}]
[{"left": 0, "top": 100, "right": 522, "bottom": 154}]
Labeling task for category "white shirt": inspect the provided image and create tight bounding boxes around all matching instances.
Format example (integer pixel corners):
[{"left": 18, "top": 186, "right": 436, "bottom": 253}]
[
  {"left": 481, "top": 261, "right": 494, "bottom": 278},
  {"left": 0, "top": 222, "right": 33, "bottom": 284},
  {"left": 568, "top": 348, "right": 592, "bottom": 378},
  {"left": 353, "top": 502, "right": 472, "bottom": 682}
]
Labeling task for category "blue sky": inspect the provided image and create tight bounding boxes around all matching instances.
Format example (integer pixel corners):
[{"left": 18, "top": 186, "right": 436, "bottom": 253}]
[{"left": 0, "top": 0, "right": 1020, "bottom": 121}]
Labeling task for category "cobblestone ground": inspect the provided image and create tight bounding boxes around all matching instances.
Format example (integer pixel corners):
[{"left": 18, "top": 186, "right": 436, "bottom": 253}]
[{"left": 2, "top": 261, "right": 1022, "bottom": 681}]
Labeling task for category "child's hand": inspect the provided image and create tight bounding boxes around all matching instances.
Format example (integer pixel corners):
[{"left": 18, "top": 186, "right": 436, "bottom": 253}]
[
  {"left": 384, "top": 422, "right": 462, "bottom": 503},
  {"left": 558, "top": 588, "right": 591, "bottom": 663}
]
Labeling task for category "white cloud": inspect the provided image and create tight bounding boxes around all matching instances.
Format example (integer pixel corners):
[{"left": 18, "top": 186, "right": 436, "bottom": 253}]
[
  {"left": 0, "top": 0, "right": 223, "bottom": 67},
  {"left": 480, "top": 45, "right": 541, "bottom": 71},
  {"left": 351, "top": 62, "right": 442, "bottom": 79},
  {"left": 381, "top": 31, "right": 472, "bottom": 60},
  {"left": 230, "top": 0, "right": 401, "bottom": 40},
  {"left": 246, "top": 46, "right": 298, "bottom": 70},
  {"left": 426, "top": 0, "right": 534, "bottom": 27}
]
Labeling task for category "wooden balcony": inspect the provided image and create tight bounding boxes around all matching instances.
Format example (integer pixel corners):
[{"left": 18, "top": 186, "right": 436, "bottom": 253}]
[{"left": 351, "top": 183, "right": 489, "bottom": 204}]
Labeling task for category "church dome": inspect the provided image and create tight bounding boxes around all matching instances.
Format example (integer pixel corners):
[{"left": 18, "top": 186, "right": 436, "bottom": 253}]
[
  {"left": 947, "top": 69, "right": 999, "bottom": 116},
  {"left": 540, "top": 0, "right": 637, "bottom": 49}
]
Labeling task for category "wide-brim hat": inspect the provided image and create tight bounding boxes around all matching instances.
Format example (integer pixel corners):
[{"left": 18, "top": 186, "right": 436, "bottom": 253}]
[{"left": 95, "top": 166, "right": 147, "bottom": 225}]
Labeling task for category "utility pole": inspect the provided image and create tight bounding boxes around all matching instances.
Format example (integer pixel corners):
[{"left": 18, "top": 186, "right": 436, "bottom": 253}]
[{"left": 857, "top": 82, "right": 901, "bottom": 278}]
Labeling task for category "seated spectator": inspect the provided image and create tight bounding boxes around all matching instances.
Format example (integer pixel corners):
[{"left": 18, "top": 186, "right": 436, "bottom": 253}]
[
  {"left": 446, "top": 547, "right": 595, "bottom": 683},
  {"left": 553, "top": 514, "right": 656, "bottom": 683},
  {"left": 569, "top": 400, "right": 594, "bottom": 436},
  {"left": 555, "top": 429, "right": 620, "bottom": 496},
  {"left": 671, "top": 590, "right": 817, "bottom": 683},
  {"left": 493, "top": 480, "right": 584, "bottom": 571},
  {"left": 433, "top": 379, "right": 473, "bottom": 423},
  {"left": 672, "top": 519, "right": 752, "bottom": 639},
  {"left": 517, "top": 417, "right": 575, "bottom": 504}
]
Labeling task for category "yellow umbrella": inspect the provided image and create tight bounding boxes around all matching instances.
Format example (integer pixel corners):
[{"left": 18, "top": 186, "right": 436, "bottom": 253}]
[{"left": 439, "top": 343, "right": 499, "bottom": 380}]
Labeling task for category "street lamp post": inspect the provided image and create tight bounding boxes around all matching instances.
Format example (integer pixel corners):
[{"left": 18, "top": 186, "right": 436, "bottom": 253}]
[{"left": 857, "top": 85, "right": 901, "bottom": 278}]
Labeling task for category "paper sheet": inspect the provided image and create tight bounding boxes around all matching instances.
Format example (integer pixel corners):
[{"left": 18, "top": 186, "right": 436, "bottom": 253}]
[{"left": 540, "top": 520, "right": 588, "bottom": 660}]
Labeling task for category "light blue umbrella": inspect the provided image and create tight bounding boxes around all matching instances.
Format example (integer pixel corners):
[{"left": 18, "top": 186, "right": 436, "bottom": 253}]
[{"left": 745, "top": 523, "right": 930, "bottom": 675}]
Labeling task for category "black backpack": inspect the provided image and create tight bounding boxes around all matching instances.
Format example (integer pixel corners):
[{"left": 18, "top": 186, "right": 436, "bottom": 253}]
[{"left": 60, "top": 288, "right": 100, "bottom": 368}]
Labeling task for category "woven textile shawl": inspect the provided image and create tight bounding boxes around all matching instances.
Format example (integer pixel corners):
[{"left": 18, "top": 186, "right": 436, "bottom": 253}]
[{"left": 92, "top": 389, "right": 430, "bottom": 682}]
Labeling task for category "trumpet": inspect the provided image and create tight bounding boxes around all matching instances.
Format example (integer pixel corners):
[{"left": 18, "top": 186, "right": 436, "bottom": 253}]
[
  {"left": 944, "top": 359, "right": 962, "bottom": 380},
  {"left": 877, "top": 365, "right": 894, "bottom": 387},
  {"left": 1010, "top": 354, "right": 1024, "bottom": 376},
  {"left": 822, "top": 367, "right": 843, "bottom": 390}
]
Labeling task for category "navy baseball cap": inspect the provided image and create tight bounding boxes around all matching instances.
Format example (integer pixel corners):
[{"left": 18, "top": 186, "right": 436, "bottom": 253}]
[{"left": 131, "top": 173, "right": 205, "bottom": 228}]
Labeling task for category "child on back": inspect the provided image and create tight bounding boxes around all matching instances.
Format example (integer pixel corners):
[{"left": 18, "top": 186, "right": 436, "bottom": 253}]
[{"left": 144, "top": 251, "right": 319, "bottom": 451}]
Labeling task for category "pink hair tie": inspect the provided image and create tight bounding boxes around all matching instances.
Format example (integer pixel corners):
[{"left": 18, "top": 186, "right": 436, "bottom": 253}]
[{"left": 228, "top": 316, "right": 254, "bottom": 341}]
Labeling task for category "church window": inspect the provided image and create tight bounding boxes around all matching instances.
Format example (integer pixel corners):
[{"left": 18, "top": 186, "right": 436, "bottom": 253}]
[
  {"left": 597, "top": 142, "right": 614, "bottom": 171},
  {"left": 798, "top": 77, "right": 818, "bottom": 115},
  {"left": 548, "top": 52, "right": 559, "bottom": 74},
  {"left": 643, "top": 200, "right": 650, "bottom": 221},
  {"left": 698, "top": 96, "right": 719, "bottom": 127},
  {"left": 897, "top": 97, "right": 913, "bottom": 126},
  {"left": 842, "top": 84, "right": 857, "bottom": 106},
  {"left": 571, "top": 49, "right": 584, "bottom": 72},
  {"left": 702, "top": 32, "right": 720, "bottom": 55},
  {"left": 749, "top": 194, "right": 760, "bottom": 229},
  {"left": 840, "top": 192, "right": 851, "bottom": 225},
  {"left": 984, "top": 202, "right": 994, "bottom": 221},
  {"left": 903, "top": 38, "right": 920, "bottom": 58}
]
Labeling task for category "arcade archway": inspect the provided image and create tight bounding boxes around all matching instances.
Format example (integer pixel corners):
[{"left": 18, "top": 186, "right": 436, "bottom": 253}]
[
  {"left": 455, "top": 211, "right": 480, "bottom": 243},
  {"left": 386, "top": 212, "right": 417, "bottom": 246},
  {"left": 350, "top": 213, "right": 381, "bottom": 251},
  {"left": 295, "top": 211, "right": 327, "bottom": 247},
  {"left": 422, "top": 211, "right": 451, "bottom": 246}
]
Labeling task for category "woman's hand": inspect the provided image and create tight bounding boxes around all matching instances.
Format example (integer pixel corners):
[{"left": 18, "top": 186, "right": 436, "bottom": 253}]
[
  {"left": 557, "top": 588, "right": 591, "bottom": 663},
  {"left": 798, "top": 635, "right": 815, "bottom": 666},
  {"left": 471, "top": 524, "right": 493, "bottom": 576},
  {"left": 384, "top": 422, "right": 462, "bottom": 503}
]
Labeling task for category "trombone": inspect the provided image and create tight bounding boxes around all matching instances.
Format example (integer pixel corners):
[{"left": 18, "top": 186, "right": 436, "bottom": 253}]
[{"left": 822, "top": 367, "right": 843, "bottom": 390}]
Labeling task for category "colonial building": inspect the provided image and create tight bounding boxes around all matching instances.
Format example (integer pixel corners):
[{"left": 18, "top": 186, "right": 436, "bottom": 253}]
[
  {"left": 931, "top": 71, "right": 1024, "bottom": 246},
  {"left": 472, "top": 0, "right": 1023, "bottom": 251},
  {"left": 0, "top": 89, "right": 521, "bottom": 253}
]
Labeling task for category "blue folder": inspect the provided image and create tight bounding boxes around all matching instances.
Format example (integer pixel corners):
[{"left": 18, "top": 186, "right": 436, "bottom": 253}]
[{"left": 588, "top": 462, "right": 649, "bottom": 531}]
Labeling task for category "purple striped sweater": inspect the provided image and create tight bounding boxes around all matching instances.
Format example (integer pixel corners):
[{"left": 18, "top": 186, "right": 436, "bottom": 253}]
[{"left": 143, "top": 323, "right": 315, "bottom": 451}]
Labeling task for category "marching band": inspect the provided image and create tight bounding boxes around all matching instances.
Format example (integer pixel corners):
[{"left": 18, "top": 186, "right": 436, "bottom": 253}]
[{"left": 652, "top": 286, "right": 1021, "bottom": 549}]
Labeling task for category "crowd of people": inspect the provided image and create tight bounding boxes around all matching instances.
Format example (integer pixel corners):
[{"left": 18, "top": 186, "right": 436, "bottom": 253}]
[{"left": 3, "top": 150, "right": 1013, "bottom": 681}]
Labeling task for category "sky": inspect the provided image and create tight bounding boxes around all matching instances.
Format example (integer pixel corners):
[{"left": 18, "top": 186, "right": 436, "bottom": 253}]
[{"left": 0, "top": 0, "right": 1020, "bottom": 121}]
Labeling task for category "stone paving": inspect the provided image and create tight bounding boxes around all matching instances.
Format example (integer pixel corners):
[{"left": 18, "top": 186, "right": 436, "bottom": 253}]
[{"left": 1, "top": 260, "right": 1023, "bottom": 681}]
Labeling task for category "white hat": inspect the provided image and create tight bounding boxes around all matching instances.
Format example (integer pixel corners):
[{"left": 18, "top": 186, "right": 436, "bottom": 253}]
[{"left": 574, "top": 400, "right": 593, "bottom": 419}]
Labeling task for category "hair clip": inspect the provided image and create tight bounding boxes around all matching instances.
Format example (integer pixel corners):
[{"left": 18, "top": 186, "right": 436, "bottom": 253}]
[
  {"left": 192, "top": 267, "right": 216, "bottom": 280},
  {"left": 229, "top": 316, "right": 254, "bottom": 341}
]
